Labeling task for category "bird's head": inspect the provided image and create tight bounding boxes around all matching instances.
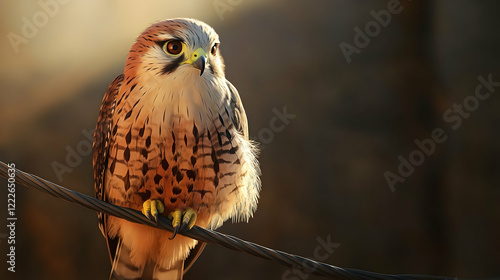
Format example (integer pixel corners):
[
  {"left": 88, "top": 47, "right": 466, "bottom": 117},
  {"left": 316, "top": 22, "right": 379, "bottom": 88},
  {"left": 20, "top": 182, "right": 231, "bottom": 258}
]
[{"left": 124, "top": 18, "right": 225, "bottom": 80}]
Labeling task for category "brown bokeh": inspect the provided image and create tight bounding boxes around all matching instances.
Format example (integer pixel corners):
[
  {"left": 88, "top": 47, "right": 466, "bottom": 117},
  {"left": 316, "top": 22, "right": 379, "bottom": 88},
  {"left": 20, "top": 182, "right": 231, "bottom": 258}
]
[{"left": 1, "top": 1, "right": 500, "bottom": 279}]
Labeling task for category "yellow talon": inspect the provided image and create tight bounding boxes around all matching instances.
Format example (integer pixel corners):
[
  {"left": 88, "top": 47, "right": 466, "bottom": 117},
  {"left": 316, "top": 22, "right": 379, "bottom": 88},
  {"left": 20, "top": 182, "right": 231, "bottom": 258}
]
[
  {"left": 142, "top": 199, "right": 164, "bottom": 224},
  {"left": 168, "top": 207, "right": 197, "bottom": 240},
  {"left": 168, "top": 209, "right": 182, "bottom": 229},
  {"left": 182, "top": 208, "right": 197, "bottom": 230}
]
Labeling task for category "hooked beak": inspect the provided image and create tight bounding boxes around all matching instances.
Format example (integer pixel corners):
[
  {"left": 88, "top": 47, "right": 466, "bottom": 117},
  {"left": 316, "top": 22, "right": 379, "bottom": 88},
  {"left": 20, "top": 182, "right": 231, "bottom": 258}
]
[{"left": 183, "top": 48, "right": 207, "bottom": 76}]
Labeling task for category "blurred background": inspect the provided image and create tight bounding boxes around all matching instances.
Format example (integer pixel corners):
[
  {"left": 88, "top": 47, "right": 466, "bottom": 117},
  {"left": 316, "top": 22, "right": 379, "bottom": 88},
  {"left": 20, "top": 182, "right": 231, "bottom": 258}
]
[{"left": 1, "top": 0, "right": 500, "bottom": 279}]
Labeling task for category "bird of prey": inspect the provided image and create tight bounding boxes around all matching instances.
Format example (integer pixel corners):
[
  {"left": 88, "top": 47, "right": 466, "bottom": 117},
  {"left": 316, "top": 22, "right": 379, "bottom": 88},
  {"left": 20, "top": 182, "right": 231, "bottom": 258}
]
[{"left": 92, "top": 18, "right": 261, "bottom": 280}]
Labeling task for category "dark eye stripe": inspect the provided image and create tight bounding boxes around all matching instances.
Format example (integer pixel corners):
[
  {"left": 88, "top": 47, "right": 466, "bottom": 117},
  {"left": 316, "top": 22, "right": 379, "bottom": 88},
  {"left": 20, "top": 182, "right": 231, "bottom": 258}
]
[{"left": 161, "top": 54, "right": 185, "bottom": 75}]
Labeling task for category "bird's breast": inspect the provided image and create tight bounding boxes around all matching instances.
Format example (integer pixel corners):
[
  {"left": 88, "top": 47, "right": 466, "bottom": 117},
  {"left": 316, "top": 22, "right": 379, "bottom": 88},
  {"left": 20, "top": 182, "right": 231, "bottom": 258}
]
[{"left": 107, "top": 76, "right": 241, "bottom": 223}]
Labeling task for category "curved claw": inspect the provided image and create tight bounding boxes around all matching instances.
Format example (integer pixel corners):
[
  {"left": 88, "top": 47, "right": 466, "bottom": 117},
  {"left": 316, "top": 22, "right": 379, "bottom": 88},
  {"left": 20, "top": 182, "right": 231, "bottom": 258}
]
[
  {"left": 180, "top": 208, "right": 197, "bottom": 231},
  {"left": 169, "top": 225, "right": 180, "bottom": 240},
  {"left": 153, "top": 212, "right": 159, "bottom": 225},
  {"left": 179, "top": 222, "right": 189, "bottom": 233},
  {"left": 142, "top": 200, "right": 164, "bottom": 225},
  {"left": 168, "top": 209, "right": 182, "bottom": 239},
  {"left": 168, "top": 208, "right": 197, "bottom": 239}
]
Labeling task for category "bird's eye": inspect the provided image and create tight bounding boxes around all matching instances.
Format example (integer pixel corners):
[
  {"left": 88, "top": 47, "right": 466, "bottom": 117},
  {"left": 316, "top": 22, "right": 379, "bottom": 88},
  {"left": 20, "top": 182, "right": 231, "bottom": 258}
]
[
  {"left": 164, "top": 40, "right": 183, "bottom": 55},
  {"left": 211, "top": 43, "right": 219, "bottom": 55}
]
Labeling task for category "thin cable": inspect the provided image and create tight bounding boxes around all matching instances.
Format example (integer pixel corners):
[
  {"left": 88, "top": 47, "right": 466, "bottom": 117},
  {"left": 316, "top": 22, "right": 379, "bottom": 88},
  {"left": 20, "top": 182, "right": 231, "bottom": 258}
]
[{"left": 0, "top": 160, "right": 468, "bottom": 279}]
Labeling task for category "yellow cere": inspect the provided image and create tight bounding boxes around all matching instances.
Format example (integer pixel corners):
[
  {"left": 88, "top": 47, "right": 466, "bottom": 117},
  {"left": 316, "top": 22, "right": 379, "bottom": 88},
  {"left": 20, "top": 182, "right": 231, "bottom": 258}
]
[{"left": 183, "top": 47, "right": 207, "bottom": 65}]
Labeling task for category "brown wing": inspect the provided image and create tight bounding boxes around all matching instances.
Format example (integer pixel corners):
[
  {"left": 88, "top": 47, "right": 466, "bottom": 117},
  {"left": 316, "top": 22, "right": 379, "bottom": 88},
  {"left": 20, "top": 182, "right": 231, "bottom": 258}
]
[
  {"left": 93, "top": 74, "right": 124, "bottom": 262},
  {"left": 183, "top": 80, "right": 247, "bottom": 273}
]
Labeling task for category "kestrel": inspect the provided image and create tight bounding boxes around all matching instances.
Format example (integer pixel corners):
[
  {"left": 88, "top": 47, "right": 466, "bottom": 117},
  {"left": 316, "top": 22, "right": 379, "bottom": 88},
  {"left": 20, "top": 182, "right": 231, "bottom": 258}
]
[{"left": 92, "top": 18, "right": 261, "bottom": 280}]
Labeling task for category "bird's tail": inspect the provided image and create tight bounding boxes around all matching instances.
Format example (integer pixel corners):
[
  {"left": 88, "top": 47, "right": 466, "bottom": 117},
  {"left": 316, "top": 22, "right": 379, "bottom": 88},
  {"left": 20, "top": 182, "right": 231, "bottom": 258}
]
[
  {"left": 109, "top": 239, "right": 184, "bottom": 280},
  {"left": 109, "top": 239, "right": 144, "bottom": 280},
  {"left": 152, "top": 259, "right": 184, "bottom": 280}
]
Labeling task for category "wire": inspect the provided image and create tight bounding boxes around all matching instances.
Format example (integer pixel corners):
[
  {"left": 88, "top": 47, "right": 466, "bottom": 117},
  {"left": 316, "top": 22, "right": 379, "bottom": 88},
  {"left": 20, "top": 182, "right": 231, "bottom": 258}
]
[{"left": 0, "top": 160, "right": 467, "bottom": 279}]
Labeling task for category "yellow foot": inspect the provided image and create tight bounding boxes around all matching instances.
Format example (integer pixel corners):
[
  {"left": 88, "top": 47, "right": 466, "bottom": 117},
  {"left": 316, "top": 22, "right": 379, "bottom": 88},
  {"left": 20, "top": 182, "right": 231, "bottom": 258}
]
[
  {"left": 168, "top": 208, "right": 197, "bottom": 240},
  {"left": 142, "top": 199, "right": 165, "bottom": 224}
]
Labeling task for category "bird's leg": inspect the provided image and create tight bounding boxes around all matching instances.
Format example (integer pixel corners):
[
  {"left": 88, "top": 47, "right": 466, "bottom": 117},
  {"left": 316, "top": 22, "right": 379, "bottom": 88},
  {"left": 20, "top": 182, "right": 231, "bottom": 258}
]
[
  {"left": 142, "top": 199, "right": 165, "bottom": 224},
  {"left": 168, "top": 208, "right": 197, "bottom": 240}
]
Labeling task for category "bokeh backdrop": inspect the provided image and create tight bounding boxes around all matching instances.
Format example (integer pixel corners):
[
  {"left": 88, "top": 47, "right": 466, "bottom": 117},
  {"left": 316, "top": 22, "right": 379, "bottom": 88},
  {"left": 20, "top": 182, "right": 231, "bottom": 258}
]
[{"left": 1, "top": 1, "right": 500, "bottom": 279}]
